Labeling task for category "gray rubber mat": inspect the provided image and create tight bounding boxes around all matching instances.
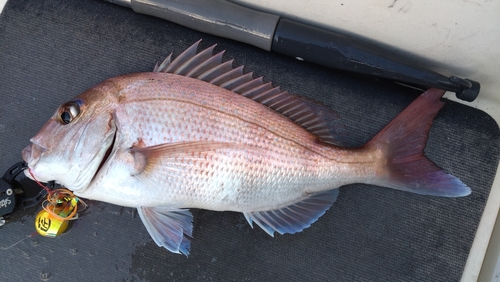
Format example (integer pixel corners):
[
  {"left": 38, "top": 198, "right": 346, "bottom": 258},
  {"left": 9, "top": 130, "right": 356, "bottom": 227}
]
[{"left": 1, "top": 1, "right": 499, "bottom": 281}]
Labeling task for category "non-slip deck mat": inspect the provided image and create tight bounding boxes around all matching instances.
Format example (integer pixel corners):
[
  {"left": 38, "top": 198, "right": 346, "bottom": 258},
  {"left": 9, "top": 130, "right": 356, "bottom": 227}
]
[{"left": 1, "top": 1, "right": 499, "bottom": 281}]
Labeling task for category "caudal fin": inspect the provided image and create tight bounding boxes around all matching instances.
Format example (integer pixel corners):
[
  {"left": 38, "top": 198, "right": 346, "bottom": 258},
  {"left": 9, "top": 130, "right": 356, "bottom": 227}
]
[{"left": 367, "top": 88, "right": 470, "bottom": 197}]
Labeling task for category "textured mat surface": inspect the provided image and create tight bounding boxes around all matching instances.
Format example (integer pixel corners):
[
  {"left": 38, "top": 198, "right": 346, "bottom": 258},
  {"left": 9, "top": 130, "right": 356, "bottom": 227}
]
[{"left": 1, "top": 0, "right": 499, "bottom": 281}]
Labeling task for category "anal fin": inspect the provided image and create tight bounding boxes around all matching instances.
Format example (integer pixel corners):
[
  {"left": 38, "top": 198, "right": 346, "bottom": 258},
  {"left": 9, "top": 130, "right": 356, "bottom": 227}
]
[
  {"left": 137, "top": 206, "right": 193, "bottom": 256},
  {"left": 243, "top": 189, "right": 338, "bottom": 237}
]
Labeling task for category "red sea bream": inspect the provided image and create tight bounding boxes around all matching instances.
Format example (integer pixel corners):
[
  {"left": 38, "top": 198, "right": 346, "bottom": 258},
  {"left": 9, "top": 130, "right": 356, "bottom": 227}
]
[{"left": 21, "top": 40, "right": 470, "bottom": 255}]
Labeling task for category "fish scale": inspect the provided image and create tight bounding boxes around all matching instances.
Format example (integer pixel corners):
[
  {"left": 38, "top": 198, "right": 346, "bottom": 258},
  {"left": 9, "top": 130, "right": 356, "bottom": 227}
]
[
  {"left": 91, "top": 75, "right": 350, "bottom": 209},
  {"left": 115, "top": 74, "right": 332, "bottom": 158},
  {"left": 22, "top": 41, "right": 470, "bottom": 255}
]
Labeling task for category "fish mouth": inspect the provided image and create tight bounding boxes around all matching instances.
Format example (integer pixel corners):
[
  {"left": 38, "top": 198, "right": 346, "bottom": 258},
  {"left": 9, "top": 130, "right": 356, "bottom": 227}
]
[
  {"left": 22, "top": 143, "right": 45, "bottom": 168},
  {"left": 21, "top": 142, "right": 51, "bottom": 183},
  {"left": 94, "top": 129, "right": 117, "bottom": 179}
]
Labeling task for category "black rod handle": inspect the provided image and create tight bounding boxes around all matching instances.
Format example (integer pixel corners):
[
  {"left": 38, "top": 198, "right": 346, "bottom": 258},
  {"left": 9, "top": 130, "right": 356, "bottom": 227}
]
[{"left": 272, "top": 19, "right": 479, "bottom": 101}]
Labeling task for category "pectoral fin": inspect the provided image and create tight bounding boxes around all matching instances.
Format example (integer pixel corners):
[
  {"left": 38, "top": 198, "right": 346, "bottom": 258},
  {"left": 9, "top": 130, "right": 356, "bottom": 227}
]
[
  {"left": 137, "top": 206, "right": 193, "bottom": 256},
  {"left": 131, "top": 141, "right": 239, "bottom": 175},
  {"left": 243, "top": 189, "right": 338, "bottom": 237}
]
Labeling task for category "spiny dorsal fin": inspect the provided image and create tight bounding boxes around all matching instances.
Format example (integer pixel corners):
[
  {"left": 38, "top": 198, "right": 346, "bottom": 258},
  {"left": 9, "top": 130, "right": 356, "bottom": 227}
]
[{"left": 154, "top": 40, "right": 341, "bottom": 145}]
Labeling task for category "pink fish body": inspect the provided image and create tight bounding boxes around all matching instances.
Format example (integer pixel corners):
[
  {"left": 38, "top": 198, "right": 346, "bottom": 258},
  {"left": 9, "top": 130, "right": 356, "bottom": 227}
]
[{"left": 22, "top": 41, "right": 470, "bottom": 255}]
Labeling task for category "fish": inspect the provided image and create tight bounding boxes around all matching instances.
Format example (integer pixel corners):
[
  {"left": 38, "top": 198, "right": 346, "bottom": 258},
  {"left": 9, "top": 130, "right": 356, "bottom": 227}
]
[{"left": 22, "top": 40, "right": 470, "bottom": 255}]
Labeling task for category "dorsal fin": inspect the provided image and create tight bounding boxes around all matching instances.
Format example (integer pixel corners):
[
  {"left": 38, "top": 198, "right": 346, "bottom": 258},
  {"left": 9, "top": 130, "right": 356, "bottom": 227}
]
[{"left": 154, "top": 40, "right": 342, "bottom": 145}]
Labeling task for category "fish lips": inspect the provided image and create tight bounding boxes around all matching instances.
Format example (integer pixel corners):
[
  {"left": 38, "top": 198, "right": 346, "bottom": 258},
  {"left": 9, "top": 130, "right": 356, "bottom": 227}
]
[
  {"left": 22, "top": 142, "right": 45, "bottom": 169},
  {"left": 22, "top": 142, "right": 48, "bottom": 181}
]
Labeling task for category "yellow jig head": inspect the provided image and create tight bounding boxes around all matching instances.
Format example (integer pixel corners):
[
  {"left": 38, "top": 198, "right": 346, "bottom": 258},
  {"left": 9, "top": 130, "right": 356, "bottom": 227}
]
[
  {"left": 35, "top": 189, "right": 85, "bottom": 237},
  {"left": 35, "top": 210, "right": 69, "bottom": 237}
]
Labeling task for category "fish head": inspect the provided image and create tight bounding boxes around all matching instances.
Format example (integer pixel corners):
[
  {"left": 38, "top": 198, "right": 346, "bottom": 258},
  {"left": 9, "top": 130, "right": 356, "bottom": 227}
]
[{"left": 22, "top": 85, "right": 117, "bottom": 192}]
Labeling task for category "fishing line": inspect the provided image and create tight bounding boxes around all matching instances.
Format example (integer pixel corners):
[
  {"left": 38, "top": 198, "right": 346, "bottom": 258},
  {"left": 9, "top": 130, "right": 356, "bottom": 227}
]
[
  {"left": 0, "top": 232, "right": 38, "bottom": 250},
  {"left": 28, "top": 169, "right": 54, "bottom": 197}
]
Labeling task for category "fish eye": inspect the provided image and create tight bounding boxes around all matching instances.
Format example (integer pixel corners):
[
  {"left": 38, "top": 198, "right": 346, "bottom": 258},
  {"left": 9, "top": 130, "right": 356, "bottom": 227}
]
[{"left": 58, "top": 100, "right": 83, "bottom": 125}]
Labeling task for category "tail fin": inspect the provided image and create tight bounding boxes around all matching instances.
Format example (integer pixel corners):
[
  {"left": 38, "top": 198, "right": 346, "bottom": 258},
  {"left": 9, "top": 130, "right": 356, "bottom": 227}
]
[{"left": 367, "top": 88, "right": 470, "bottom": 197}]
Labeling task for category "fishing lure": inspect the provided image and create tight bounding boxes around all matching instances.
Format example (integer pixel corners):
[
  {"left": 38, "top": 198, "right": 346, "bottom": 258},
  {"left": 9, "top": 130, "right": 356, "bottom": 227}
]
[
  {"left": 35, "top": 188, "right": 85, "bottom": 237},
  {"left": 29, "top": 170, "right": 86, "bottom": 237},
  {"left": 1, "top": 188, "right": 84, "bottom": 249},
  {"left": 1, "top": 162, "right": 86, "bottom": 249}
]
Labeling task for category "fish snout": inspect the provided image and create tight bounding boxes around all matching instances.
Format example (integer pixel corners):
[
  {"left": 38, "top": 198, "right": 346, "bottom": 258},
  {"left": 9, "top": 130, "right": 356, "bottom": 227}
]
[{"left": 22, "top": 143, "right": 45, "bottom": 167}]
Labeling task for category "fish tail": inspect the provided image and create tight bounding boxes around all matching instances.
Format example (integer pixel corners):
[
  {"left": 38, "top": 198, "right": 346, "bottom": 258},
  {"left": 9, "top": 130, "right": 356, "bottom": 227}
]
[{"left": 366, "top": 88, "right": 470, "bottom": 197}]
